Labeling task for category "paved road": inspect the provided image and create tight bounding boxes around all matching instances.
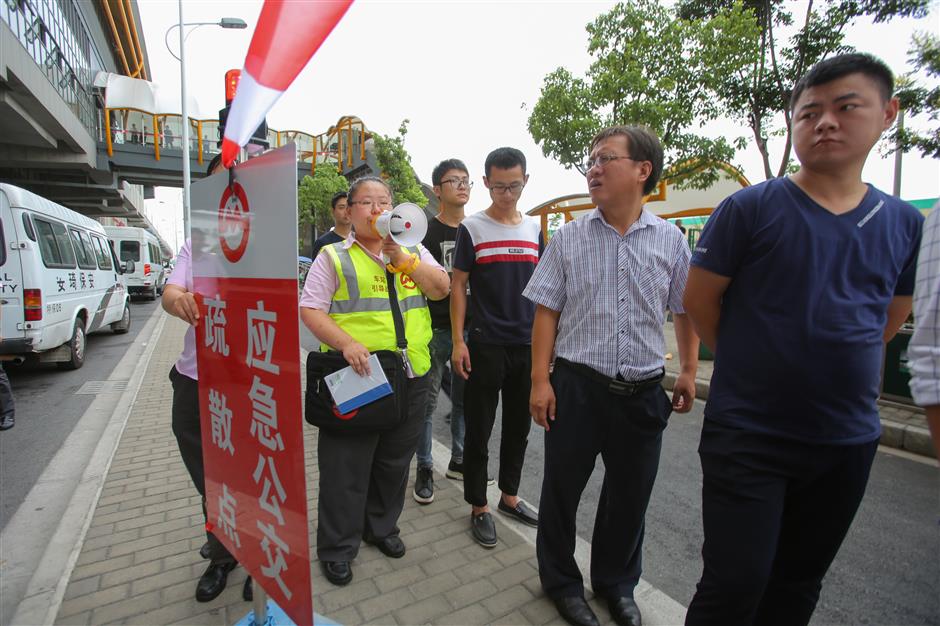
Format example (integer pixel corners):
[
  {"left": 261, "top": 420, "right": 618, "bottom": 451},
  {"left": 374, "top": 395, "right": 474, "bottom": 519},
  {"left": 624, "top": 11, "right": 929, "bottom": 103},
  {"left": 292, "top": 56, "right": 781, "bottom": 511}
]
[
  {"left": 0, "top": 299, "right": 161, "bottom": 529},
  {"left": 430, "top": 387, "right": 940, "bottom": 626}
]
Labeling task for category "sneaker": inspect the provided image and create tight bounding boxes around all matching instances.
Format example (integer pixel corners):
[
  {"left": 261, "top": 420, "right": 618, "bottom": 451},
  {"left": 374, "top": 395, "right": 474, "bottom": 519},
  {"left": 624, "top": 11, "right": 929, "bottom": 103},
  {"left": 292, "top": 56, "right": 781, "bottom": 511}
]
[
  {"left": 446, "top": 459, "right": 464, "bottom": 480},
  {"left": 470, "top": 511, "right": 498, "bottom": 548},
  {"left": 413, "top": 466, "right": 434, "bottom": 504}
]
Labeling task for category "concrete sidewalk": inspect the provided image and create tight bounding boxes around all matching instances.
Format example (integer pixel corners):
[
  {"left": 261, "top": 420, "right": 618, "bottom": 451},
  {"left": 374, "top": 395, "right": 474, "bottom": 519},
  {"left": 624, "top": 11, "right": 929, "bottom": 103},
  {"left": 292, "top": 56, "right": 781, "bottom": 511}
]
[
  {"left": 48, "top": 315, "right": 686, "bottom": 625},
  {"left": 660, "top": 321, "right": 935, "bottom": 459}
]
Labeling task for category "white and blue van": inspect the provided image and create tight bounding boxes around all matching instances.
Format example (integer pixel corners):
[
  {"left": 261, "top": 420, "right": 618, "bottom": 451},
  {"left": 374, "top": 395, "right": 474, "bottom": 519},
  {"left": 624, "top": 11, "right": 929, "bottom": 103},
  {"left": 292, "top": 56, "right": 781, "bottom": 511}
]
[
  {"left": 104, "top": 226, "right": 166, "bottom": 300},
  {"left": 0, "top": 184, "right": 131, "bottom": 369}
]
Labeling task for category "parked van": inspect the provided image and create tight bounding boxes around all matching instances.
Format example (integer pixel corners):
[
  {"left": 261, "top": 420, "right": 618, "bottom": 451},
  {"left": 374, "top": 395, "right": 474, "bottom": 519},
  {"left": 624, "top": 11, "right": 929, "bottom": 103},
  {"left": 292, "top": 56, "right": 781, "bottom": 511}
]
[
  {"left": 0, "top": 184, "right": 131, "bottom": 369},
  {"left": 104, "top": 226, "right": 166, "bottom": 300}
]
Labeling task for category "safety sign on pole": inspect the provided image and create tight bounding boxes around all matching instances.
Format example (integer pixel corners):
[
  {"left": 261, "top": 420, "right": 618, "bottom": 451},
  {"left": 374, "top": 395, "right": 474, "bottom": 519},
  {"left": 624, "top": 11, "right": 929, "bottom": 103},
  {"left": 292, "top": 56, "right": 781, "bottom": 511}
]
[{"left": 192, "top": 144, "right": 312, "bottom": 626}]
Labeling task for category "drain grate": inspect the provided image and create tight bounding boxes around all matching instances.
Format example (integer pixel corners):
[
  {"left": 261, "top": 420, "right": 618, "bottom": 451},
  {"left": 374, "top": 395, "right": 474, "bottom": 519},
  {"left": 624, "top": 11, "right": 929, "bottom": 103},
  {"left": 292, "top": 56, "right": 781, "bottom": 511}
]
[{"left": 75, "top": 380, "right": 130, "bottom": 395}]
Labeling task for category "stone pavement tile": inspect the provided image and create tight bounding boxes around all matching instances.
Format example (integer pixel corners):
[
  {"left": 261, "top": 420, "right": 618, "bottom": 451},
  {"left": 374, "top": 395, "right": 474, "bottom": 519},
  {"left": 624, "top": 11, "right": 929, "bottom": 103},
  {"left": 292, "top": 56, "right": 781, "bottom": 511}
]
[
  {"left": 393, "top": 595, "right": 453, "bottom": 624},
  {"left": 82, "top": 528, "right": 140, "bottom": 552},
  {"left": 62, "top": 575, "right": 100, "bottom": 600},
  {"left": 407, "top": 569, "right": 461, "bottom": 599},
  {"left": 89, "top": 589, "right": 162, "bottom": 624},
  {"left": 372, "top": 562, "right": 426, "bottom": 593},
  {"left": 56, "top": 584, "right": 129, "bottom": 620},
  {"left": 444, "top": 577, "right": 498, "bottom": 609},
  {"left": 317, "top": 579, "right": 381, "bottom": 614},
  {"left": 100, "top": 559, "right": 162, "bottom": 588},
  {"left": 437, "top": 601, "right": 495, "bottom": 625},
  {"left": 483, "top": 585, "right": 537, "bottom": 619},
  {"left": 330, "top": 605, "right": 363, "bottom": 625},
  {"left": 358, "top": 587, "right": 418, "bottom": 622},
  {"left": 69, "top": 554, "right": 136, "bottom": 581},
  {"left": 130, "top": 563, "right": 202, "bottom": 595},
  {"left": 491, "top": 559, "right": 540, "bottom": 589},
  {"left": 453, "top": 553, "right": 506, "bottom": 583},
  {"left": 519, "top": 596, "right": 564, "bottom": 625},
  {"left": 54, "top": 610, "right": 91, "bottom": 625},
  {"left": 496, "top": 609, "right": 530, "bottom": 625},
  {"left": 420, "top": 547, "right": 469, "bottom": 576}
]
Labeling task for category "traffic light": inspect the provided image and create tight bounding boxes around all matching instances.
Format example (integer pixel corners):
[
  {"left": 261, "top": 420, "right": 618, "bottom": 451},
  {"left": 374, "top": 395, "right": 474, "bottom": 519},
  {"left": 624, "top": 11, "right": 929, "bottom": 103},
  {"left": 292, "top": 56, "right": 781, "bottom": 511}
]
[{"left": 218, "top": 69, "right": 269, "bottom": 152}]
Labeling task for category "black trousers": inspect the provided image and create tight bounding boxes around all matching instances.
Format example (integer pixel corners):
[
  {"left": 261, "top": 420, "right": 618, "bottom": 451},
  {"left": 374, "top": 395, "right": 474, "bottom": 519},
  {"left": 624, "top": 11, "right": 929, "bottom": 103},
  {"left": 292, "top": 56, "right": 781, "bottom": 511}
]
[
  {"left": 316, "top": 374, "right": 429, "bottom": 561},
  {"left": 537, "top": 360, "right": 671, "bottom": 599},
  {"left": 0, "top": 363, "right": 14, "bottom": 421},
  {"left": 168, "top": 366, "right": 235, "bottom": 565},
  {"left": 462, "top": 341, "right": 532, "bottom": 507},
  {"left": 685, "top": 419, "right": 878, "bottom": 626}
]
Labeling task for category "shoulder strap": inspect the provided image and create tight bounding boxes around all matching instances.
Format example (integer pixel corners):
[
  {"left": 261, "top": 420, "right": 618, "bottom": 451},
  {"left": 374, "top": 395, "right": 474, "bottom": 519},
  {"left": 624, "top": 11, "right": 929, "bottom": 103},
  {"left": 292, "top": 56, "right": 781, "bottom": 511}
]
[{"left": 384, "top": 270, "right": 408, "bottom": 351}]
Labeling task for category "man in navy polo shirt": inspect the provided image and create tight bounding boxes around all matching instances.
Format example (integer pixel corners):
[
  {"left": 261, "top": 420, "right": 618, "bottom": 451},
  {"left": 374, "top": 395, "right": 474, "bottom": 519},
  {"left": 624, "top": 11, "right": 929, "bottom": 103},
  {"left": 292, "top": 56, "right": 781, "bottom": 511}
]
[{"left": 683, "top": 53, "right": 923, "bottom": 625}]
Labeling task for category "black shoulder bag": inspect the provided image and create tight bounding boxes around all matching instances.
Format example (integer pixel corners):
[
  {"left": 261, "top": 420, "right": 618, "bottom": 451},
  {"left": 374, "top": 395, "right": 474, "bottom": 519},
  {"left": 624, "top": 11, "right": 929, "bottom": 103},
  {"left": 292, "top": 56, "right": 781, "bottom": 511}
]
[{"left": 304, "top": 270, "right": 410, "bottom": 434}]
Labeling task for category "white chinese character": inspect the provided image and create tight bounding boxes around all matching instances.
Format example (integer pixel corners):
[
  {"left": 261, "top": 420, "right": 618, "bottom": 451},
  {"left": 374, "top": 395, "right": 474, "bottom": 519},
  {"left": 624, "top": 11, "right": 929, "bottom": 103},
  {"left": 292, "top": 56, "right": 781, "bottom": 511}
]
[
  {"left": 204, "top": 295, "right": 230, "bottom": 356},
  {"left": 253, "top": 455, "right": 287, "bottom": 524},
  {"left": 257, "top": 520, "right": 292, "bottom": 599},
  {"left": 246, "top": 301, "right": 279, "bottom": 374},
  {"left": 208, "top": 389, "right": 235, "bottom": 455},
  {"left": 217, "top": 483, "right": 241, "bottom": 548},
  {"left": 249, "top": 376, "right": 285, "bottom": 452}
]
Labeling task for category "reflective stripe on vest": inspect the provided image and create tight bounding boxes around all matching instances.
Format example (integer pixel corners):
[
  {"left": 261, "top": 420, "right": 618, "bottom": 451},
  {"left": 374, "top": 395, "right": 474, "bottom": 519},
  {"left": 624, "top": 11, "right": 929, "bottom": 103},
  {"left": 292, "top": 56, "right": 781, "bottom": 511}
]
[{"left": 322, "top": 242, "right": 432, "bottom": 376}]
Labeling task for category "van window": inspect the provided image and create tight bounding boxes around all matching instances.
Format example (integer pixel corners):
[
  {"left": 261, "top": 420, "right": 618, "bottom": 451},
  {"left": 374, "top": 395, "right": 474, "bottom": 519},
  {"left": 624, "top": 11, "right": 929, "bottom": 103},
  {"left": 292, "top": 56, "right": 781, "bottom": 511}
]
[
  {"left": 120, "top": 240, "right": 140, "bottom": 262},
  {"left": 91, "top": 235, "right": 113, "bottom": 270},
  {"left": 150, "top": 242, "right": 161, "bottom": 264},
  {"left": 0, "top": 217, "right": 6, "bottom": 266},
  {"left": 34, "top": 218, "right": 77, "bottom": 269},
  {"left": 69, "top": 228, "right": 98, "bottom": 270}
]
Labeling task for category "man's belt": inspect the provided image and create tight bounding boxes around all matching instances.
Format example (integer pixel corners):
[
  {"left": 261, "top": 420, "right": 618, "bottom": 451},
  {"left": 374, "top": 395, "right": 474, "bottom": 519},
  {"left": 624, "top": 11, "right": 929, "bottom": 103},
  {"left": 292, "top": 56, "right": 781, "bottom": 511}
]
[{"left": 555, "top": 357, "right": 664, "bottom": 397}]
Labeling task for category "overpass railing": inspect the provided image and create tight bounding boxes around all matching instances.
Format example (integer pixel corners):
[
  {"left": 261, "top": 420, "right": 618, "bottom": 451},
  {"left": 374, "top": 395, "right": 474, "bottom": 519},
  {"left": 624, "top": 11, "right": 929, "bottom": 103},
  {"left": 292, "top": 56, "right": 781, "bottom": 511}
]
[{"left": 104, "top": 109, "right": 369, "bottom": 175}]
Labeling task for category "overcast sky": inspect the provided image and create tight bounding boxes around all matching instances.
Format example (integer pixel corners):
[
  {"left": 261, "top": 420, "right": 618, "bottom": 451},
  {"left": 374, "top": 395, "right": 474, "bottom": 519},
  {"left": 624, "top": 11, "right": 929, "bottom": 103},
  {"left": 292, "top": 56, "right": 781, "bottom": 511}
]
[{"left": 137, "top": 0, "right": 939, "bottom": 247}]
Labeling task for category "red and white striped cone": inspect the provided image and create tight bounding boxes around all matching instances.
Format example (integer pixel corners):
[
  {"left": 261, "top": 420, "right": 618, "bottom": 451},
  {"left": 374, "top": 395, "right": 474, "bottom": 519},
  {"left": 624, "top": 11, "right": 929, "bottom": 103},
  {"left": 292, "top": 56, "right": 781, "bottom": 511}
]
[{"left": 221, "top": 0, "right": 354, "bottom": 167}]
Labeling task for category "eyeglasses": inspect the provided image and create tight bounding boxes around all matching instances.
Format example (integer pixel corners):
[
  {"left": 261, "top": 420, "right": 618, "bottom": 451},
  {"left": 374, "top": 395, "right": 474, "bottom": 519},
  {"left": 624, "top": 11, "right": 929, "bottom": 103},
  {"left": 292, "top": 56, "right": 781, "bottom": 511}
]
[
  {"left": 489, "top": 182, "right": 525, "bottom": 195},
  {"left": 350, "top": 199, "right": 392, "bottom": 209},
  {"left": 440, "top": 178, "right": 473, "bottom": 189},
  {"left": 582, "top": 154, "right": 639, "bottom": 171}
]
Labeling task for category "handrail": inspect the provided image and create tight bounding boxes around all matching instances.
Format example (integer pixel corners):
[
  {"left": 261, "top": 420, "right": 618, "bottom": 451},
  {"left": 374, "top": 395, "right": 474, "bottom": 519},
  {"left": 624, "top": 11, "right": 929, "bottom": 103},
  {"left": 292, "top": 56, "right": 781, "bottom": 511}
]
[{"left": 103, "top": 108, "right": 369, "bottom": 176}]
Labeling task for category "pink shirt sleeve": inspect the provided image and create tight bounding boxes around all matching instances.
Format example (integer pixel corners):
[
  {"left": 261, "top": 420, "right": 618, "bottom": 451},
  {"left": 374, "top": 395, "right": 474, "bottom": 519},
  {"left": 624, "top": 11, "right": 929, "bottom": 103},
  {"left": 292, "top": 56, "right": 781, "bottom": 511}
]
[
  {"left": 416, "top": 243, "right": 445, "bottom": 273},
  {"left": 299, "top": 249, "right": 339, "bottom": 310},
  {"left": 167, "top": 240, "right": 192, "bottom": 290}
]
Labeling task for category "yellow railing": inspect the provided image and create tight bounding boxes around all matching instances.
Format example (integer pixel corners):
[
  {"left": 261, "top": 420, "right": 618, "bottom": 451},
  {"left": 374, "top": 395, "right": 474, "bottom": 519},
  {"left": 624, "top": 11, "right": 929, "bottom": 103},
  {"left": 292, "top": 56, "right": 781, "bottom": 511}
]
[{"left": 105, "top": 108, "right": 368, "bottom": 176}]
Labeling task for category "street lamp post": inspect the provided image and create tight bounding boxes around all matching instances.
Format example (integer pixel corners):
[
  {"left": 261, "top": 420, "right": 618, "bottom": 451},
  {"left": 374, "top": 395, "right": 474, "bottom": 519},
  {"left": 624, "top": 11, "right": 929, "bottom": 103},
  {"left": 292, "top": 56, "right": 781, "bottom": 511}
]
[{"left": 165, "top": 5, "right": 247, "bottom": 242}]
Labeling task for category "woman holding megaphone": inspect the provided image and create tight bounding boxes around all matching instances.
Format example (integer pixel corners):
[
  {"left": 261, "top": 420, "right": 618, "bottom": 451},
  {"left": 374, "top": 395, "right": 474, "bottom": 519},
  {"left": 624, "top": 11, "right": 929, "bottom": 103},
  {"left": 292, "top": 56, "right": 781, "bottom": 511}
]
[{"left": 300, "top": 176, "right": 449, "bottom": 586}]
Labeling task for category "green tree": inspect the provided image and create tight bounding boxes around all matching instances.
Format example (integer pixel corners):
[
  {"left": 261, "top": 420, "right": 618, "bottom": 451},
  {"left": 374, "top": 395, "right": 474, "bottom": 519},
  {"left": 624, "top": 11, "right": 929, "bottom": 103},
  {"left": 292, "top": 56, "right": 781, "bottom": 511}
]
[
  {"left": 677, "top": 0, "right": 931, "bottom": 177},
  {"left": 372, "top": 120, "right": 428, "bottom": 207},
  {"left": 528, "top": 0, "right": 751, "bottom": 190},
  {"left": 298, "top": 166, "right": 349, "bottom": 250},
  {"left": 892, "top": 31, "right": 940, "bottom": 159}
]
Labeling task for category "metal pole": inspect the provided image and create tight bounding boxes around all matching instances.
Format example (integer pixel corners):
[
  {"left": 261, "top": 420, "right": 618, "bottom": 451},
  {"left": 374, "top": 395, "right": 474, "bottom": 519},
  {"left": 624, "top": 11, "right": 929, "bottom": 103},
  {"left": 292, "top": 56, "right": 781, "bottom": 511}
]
[
  {"left": 178, "top": 0, "right": 191, "bottom": 240},
  {"left": 252, "top": 581, "right": 268, "bottom": 625},
  {"left": 892, "top": 108, "right": 904, "bottom": 198}
]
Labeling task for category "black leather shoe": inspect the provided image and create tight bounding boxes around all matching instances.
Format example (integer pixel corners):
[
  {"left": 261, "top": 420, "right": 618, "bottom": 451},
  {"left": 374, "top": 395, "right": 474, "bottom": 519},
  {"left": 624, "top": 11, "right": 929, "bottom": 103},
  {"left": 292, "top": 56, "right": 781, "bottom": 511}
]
[
  {"left": 470, "top": 511, "right": 497, "bottom": 548},
  {"left": 365, "top": 534, "right": 406, "bottom": 558},
  {"left": 199, "top": 541, "right": 211, "bottom": 559},
  {"left": 553, "top": 595, "right": 600, "bottom": 626},
  {"left": 195, "top": 561, "right": 236, "bottom": 602},
  {"left": 606, "top": 596, "right": 642, "bottom": 626},
  {"left": 242, "top": 575, "right": 253, "bottom": 602},
  {"left": 321, "top": 560, "right": 352, "bottom": 586},
  {"left": 497, "top": 498, "right": 538, "bottom": 527}
]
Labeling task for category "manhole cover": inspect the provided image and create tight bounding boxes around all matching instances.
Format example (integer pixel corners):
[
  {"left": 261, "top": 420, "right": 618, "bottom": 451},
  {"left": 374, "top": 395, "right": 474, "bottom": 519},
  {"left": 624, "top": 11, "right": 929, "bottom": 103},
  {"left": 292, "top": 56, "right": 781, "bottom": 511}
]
[{"left": 75, "top": 380, "right": 130, "bottom": 395}]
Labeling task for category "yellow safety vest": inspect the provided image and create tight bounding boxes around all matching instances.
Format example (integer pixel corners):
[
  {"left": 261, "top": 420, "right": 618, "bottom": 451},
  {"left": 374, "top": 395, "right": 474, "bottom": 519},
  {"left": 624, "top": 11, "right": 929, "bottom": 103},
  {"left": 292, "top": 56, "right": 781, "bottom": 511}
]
[{"left": 321, "top": 242, "right": 432, "bottom": 376}]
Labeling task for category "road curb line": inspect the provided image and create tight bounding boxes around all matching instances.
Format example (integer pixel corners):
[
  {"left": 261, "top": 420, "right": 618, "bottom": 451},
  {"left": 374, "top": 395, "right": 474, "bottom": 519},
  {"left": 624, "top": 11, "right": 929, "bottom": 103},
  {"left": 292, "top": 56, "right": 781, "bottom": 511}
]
[
  {"left": 430, "top": 439, "right": 688, "bottom": 625},
  {"left": 8, "top": 308, "right": 167, "bottom": 626}
]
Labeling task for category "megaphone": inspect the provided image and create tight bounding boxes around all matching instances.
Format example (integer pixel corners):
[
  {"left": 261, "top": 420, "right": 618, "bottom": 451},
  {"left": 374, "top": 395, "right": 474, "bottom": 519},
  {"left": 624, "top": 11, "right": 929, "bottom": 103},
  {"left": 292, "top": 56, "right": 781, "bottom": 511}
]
[{"left": 370, "top": 202, "right": 428, "bottom": 247}]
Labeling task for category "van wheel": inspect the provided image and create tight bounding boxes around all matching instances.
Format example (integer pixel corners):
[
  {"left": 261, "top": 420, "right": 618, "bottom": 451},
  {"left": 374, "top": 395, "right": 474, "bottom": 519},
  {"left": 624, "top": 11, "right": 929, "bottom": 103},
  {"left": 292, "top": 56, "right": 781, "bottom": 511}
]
[
  {"left": 147, "top": 286, "right": 157, "bottom": 301},
  {"left": 58, "top": 318, "right": 86, "bottom": 370},
  {"left": 111, "top": 303, "right": 131, "bottom": 334}
]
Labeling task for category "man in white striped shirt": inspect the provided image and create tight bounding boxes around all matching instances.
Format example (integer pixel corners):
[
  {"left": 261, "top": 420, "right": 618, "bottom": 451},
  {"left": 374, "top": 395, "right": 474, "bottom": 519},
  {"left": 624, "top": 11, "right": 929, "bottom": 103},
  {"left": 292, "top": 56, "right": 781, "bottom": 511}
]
[
  {"left": 909, "top": 203, "right": 940, "bottom": 458},
  {"left": 524, "top": 126, "right": 698, "bottom": 626}
]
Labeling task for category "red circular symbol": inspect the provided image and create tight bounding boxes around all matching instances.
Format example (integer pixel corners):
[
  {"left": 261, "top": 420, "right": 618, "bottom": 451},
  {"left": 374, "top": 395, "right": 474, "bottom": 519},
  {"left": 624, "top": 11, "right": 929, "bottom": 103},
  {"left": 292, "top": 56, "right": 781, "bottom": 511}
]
[
  {"left": 400, "top": 273, "right": 416, "bottom": 290},
  {"left": 219, "top": 182, "right": 250, "bottom": 263},
  {"left": 332, "top": 404, "right": 358, "bottom": 420}
]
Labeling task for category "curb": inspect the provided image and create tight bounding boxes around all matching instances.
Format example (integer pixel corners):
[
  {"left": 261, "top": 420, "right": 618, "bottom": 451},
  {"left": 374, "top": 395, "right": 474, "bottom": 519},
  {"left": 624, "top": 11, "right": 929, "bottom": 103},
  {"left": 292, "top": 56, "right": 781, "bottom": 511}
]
[{"left": 661, "top": 373, "right": 935, "bottom": 460}]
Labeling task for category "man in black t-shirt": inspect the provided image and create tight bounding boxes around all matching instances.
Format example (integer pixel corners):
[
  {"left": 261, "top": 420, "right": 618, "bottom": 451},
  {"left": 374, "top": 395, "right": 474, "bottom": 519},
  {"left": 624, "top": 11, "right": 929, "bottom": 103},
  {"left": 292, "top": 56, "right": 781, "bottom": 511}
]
[
  {"left": 412, "top": 159, "right": 472, "bottom": 505},
  {"left": 311, "top": 192, "right": 351, "bottom": 259}
]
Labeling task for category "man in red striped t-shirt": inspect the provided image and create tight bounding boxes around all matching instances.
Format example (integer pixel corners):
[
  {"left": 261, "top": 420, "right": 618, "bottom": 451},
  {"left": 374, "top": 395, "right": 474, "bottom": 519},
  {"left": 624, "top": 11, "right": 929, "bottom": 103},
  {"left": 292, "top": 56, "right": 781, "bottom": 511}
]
[{"left": 451, "top": 147, "right": 544, "bottom": 549}]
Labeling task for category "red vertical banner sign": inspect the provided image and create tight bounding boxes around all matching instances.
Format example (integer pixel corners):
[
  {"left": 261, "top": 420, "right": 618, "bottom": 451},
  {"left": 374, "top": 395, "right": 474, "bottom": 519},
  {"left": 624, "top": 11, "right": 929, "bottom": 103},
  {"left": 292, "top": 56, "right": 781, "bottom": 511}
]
[{"left": 191, "top": 144, "right": 312, "bottom": 625}]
